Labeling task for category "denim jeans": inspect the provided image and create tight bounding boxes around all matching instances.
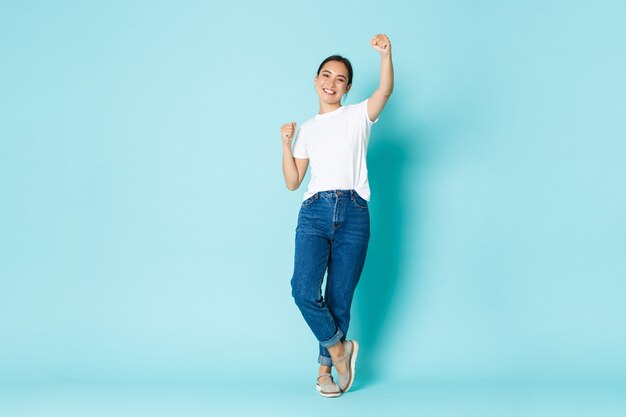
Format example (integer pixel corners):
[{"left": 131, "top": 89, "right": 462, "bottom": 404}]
[{"left": 291, "top": 190, "right": 370, "bottom": 366}]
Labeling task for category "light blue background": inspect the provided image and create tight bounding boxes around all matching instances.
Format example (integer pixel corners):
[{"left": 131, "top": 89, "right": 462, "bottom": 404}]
[{"left": 1, "top": 0, "right": 626, "bottom": 414}]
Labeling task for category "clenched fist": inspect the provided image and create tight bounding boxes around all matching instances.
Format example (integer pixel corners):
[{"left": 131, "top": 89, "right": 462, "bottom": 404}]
[
  {"left": 370, "top": 33, "right": 391, "bottom": 56},
  {"left": 281, "top": 122, "right": 297, "bottom": 145}
]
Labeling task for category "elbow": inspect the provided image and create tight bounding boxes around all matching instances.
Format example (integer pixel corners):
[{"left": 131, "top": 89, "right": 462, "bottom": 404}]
[
  {"left": 385, "top": 84, "right": 394, "bottom": 97},
  {"left": 377, "top": 85, "right": 393, "bottom": 98},
  {"left": 286, "top": 182, "right": 300, "bottom": 191}
]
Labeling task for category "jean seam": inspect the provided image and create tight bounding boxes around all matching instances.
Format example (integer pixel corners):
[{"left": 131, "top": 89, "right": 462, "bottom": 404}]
[
  {"left": 351, "top": 195, "right": 368, "bottom": 209},
  {"left": 302, "top": 194, "right": 318, "bottom": 207}
]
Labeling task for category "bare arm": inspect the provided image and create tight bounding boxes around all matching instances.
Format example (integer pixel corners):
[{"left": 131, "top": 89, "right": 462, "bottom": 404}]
[
  {"left": 281, "top": 122, "right": 309, "bottom": 191},
  {"left": 367, "top": 34, "right": 394, "bottom": 122}
]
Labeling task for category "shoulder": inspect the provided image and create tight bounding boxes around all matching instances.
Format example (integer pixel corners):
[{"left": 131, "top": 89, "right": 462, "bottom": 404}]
[
  {"left": 344, "top": 99, "right": 369, "bottom": 115},
  {"left": 345, "top": 99, "right": 375, "bottom": 123},
  {"left": 295, "top": 117, "right": 316, "bottom": 143},
  {"left": 299, "top": 114, "right": 319, "bottom": 130},
  {"left": 296, "top": 116, "right": 314, "bottom": 132}
]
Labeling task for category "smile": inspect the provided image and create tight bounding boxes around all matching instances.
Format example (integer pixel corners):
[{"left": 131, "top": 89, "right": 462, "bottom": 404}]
[{"left": 323, "top": 88, "right": 336, "bottom": 95}]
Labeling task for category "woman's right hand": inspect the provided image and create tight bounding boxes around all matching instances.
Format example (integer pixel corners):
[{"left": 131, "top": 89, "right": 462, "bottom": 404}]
[{"left": 281, "top": 122, "right": 296, "bottom": 145}]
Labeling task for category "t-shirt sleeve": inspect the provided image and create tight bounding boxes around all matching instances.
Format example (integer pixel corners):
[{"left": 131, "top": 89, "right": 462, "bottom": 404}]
[
  {"left": 291, "top": 125, "right": 308, "bottom": 159},
  {"left": 362, "top": 99, "right": 379, "bottom": 125}
]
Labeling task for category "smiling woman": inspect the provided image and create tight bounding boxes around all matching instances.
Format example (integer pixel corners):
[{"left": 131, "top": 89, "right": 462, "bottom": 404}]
[
  {"left": 315, "top": 55, "right": 353, "bottom": 102},
  {"left": 279, "top": 34, "right": 394, "bottom": 398}
]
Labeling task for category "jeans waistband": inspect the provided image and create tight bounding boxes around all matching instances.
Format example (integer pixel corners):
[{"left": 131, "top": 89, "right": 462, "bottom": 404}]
[{"left": 315, "top": 189, "right": 358, "bottom": 199}]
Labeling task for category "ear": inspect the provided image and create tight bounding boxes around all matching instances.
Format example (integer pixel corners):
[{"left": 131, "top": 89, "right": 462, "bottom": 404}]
[{"left": 346, "top": 84, "right": 352, "bottom": 92}]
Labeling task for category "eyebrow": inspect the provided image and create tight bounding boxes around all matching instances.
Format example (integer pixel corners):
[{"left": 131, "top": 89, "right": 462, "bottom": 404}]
[{"left": 321, "top": 69, "right": 347, "bottom": 80}]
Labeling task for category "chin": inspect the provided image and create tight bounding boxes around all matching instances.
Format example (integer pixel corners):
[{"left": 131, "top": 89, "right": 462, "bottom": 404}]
[{"left": 320, "top": 96, "right": 342, "bottom": 104}]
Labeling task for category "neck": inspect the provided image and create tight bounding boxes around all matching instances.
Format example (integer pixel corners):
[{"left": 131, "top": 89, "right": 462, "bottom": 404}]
[{"left": 318, "top": 100, "right": 341, "bottom": 115}]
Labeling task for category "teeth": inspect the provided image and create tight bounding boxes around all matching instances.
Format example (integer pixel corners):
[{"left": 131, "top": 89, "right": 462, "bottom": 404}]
[{"left": 324, "top": 89, "right": 335, "bottom": 95}]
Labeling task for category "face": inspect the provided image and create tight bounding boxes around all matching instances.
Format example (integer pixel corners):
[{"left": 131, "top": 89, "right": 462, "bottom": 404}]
[{"left": 314, "top": 60, "right": 351, "bottom": 105}]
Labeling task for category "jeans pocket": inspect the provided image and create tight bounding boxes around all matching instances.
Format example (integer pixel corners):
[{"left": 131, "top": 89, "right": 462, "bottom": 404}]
[
  {"left": 301, "top": 194, "right": 318, "bottom": 207},
  {"left": 352, "top": 193, "right": 368, "bottom": 209}
]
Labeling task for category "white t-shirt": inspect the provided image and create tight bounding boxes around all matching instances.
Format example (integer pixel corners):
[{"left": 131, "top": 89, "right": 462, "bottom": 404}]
[{"left": 292, "top": 99, "right": 377, "bottom": 201}]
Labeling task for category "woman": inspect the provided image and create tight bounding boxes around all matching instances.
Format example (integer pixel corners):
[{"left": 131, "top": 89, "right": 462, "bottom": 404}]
[{"left": 281, "top": 34, "right": 394, "bottom": 397}]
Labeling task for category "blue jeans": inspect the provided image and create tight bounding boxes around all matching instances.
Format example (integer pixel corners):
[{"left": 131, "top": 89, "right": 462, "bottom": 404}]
[{"left": 291, "top": 190, "right": 370, "bottom": 366}]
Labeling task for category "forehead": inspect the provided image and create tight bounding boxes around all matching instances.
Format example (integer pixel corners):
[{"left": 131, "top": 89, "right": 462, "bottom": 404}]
[{"left": 320, "top": 60, "right": 349, "bottom": 78}]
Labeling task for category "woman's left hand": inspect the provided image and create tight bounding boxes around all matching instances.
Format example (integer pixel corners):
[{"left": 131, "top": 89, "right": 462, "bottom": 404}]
[{"left": 370, "top": 34, "right": 391, "bottom": 56}]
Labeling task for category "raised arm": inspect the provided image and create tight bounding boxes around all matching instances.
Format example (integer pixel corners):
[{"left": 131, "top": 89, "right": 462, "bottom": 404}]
[
  {"left": 367, "top": 34, "right": 394, "bottom": 122},
  {"left": 281, "top": 122, "right": 309, "bottom": 191}
]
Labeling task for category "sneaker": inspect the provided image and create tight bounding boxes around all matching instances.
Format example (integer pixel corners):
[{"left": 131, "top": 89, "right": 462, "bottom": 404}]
[
  {"left": 316, "top": 373, "right": 341, "bottom": 398},
  {"left": 333, "top": 340, "right": 359, "bottom": 393}
]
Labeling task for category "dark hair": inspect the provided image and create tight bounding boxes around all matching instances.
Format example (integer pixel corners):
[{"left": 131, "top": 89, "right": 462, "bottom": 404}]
[{"left": 317, "top": 55, "right": 353, "bottom": 86}]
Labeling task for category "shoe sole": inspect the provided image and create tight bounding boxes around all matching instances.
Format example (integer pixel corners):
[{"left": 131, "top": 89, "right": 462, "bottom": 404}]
[
  {"left": 316, "top": 384, "right": 341, "bottom": 398},
  {"left": 342, "top": 340, "right": 359, "bottom": 393}
]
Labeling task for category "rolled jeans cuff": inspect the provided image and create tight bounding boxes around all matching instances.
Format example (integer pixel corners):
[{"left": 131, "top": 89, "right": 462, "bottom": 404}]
[
  {"left": 318, "top": 355, "right": 333, "bottom": 366},
  {"left": 320, "top": 329, "right": 343, "bottom": 349}
]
